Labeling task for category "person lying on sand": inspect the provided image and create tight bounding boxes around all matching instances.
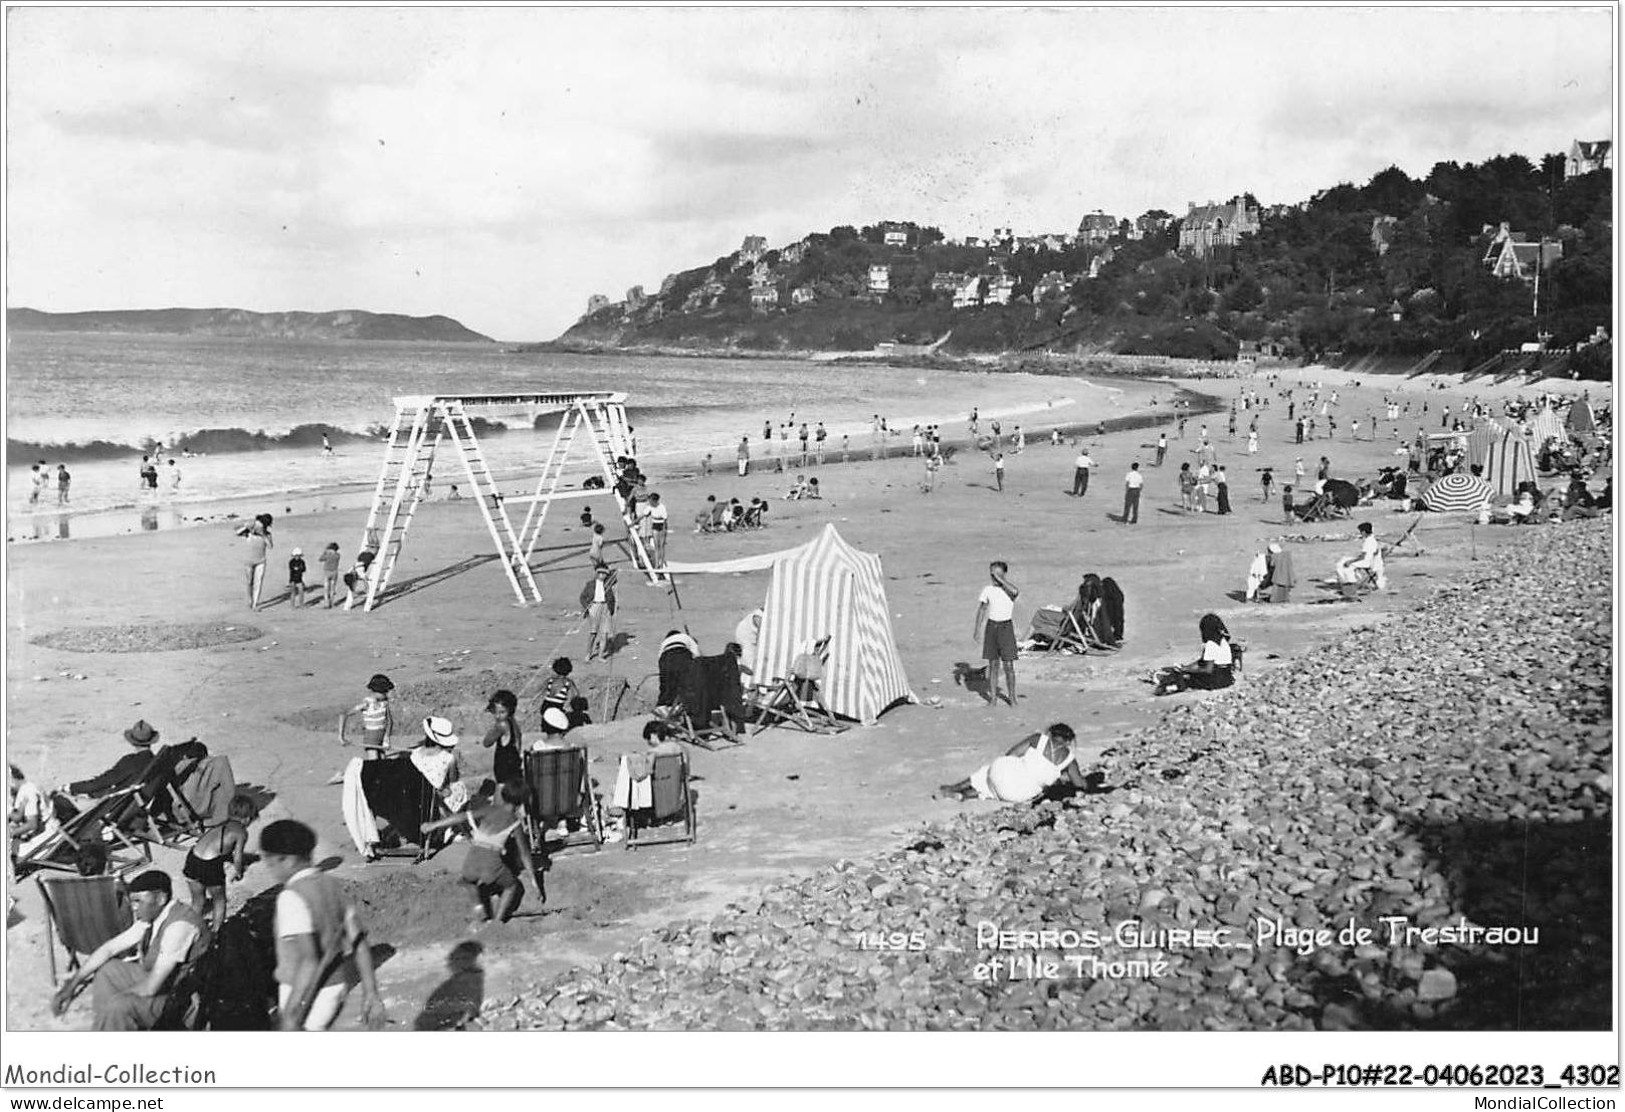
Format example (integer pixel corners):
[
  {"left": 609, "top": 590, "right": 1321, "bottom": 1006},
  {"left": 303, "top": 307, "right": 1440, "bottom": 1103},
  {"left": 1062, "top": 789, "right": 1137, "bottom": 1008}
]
[{"left": 937, "top": 723, "right": 1090, "bottom": 803}]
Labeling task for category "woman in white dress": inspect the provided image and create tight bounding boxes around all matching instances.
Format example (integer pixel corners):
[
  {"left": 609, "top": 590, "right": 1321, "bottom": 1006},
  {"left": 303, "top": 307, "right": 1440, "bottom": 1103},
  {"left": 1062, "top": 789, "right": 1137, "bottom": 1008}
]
[{"left": 937, "top": 723, "right": 1089, "bottom": 803}]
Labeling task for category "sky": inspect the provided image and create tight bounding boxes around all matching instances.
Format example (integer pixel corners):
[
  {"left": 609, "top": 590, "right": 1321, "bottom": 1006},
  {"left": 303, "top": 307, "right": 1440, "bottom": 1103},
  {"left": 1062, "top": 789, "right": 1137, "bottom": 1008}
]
[{"left": 4, "top": 6, "right": 1614, "bottom": 341}]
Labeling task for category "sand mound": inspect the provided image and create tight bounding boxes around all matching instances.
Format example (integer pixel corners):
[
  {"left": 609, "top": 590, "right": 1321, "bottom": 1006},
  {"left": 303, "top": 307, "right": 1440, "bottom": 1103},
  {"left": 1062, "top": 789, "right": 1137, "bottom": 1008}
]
[{"left": 32, "top": 622, "right": 264, "bottom": 653}]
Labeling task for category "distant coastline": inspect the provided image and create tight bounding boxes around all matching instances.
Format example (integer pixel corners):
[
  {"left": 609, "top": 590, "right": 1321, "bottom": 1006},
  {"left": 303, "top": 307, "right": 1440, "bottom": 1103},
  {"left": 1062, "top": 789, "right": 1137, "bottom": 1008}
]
[{"left": 7, "top": 307, "right": 493, "bottom": 343}]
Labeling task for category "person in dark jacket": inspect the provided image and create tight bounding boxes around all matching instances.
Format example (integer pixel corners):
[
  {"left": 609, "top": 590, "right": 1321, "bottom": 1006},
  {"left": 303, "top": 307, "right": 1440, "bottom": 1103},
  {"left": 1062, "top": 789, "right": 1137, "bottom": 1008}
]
[
  {"left": 65, "top": 720, "right": 162, "bottom": 798},
  {"left": 580, "top": 565, "right": 619, "bottom": 661}
]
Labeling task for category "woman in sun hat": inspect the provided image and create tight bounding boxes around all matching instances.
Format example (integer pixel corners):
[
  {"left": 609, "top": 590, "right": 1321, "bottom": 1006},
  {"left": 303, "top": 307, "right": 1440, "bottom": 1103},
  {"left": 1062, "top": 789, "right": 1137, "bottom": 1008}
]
[{"left": 411, "top": 715, "right": 468, "bottom": 812}]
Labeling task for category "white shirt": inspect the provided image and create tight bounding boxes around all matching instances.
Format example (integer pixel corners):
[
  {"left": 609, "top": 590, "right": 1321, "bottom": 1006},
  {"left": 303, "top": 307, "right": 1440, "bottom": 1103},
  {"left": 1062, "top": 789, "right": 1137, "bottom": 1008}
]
[
  {"left": 978, "top": 583, "right": 1015, "bottom": 623},
  {"left": 1200, "top": 639, "right": 1234, "bottom": 666},
  {"left": 650, "top": 503, "right": 668, "bottom": 529},
  {"left": 1075, "top": 453, "right": 1093, "bottom": 469},
  {"left": 108, "top": 900, "right": 200, "bottom": 967},
  {"left": 1125, "top": 470, "right": 1143, "bottom": 489},
  {"left": 275, "top": 867, "right": 325, "bottom": 939}
]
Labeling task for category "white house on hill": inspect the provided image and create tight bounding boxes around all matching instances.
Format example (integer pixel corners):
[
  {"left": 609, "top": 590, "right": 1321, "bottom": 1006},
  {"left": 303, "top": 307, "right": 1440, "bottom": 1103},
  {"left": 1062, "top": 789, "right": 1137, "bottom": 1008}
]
[{"left": 1566, "top": 139, "right": 1612, "bottom": 178}]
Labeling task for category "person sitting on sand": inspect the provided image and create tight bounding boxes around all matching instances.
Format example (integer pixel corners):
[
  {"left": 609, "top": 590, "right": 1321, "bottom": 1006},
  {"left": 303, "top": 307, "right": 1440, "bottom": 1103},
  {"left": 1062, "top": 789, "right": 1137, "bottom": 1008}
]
[
  {"left": 1151, "top": 614, "right": 1236, "bottom": 695},
  {"left": 805, "top": 477, "right": 822, "bottom": 499},
  {"left": 785, "top": 475, "right": 809, "bottom": 501},
  {"left": 182, "top": 793, "right": 259, "bottom": 934},
  {"left": 937, "top": 723, "right": 1090, "bottom": 803}
]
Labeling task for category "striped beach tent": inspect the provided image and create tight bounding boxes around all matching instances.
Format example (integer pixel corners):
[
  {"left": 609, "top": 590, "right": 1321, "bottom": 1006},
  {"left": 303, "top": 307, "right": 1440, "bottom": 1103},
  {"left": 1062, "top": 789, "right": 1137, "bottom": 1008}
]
[
  {"left": 1528, "top": 407, "right": 1565, "bottom": 446},
  {"left": 1421, "top": 472, "right": 1495, "bottom": 512},
  {"left": 663, "top": 524, "right": 915, "bottom": 723},
  {"left": 1466, "top": 420, "right": 1537, "bottom": 497}
]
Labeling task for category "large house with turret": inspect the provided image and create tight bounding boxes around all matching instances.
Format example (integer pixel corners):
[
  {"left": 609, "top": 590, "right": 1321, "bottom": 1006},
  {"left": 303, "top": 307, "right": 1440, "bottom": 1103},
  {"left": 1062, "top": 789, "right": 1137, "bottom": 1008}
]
[{"left": 1178, "top": 196, "right": 1260, "bottom": 257}]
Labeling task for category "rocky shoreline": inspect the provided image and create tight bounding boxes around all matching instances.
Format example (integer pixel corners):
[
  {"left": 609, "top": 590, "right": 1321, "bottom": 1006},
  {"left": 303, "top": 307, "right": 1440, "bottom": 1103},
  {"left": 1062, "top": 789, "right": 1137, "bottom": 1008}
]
[{"left": 478, "top": 519, "right": 1612, "bottom": 1032}]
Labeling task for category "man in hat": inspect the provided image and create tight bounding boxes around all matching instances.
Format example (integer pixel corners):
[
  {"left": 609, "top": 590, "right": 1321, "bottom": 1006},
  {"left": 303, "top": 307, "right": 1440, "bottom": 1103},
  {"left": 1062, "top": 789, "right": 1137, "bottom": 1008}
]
[
  {"left": 65, "top": 720, "right": 163, "bottom": 798},
  {"left": 581, "top": 565, "right": 618, "bottom": 661},
  {"left": 51, "top": 869, "right": 209, "bottom": 1030},
  {"left": 258, "top": 819, "right": 385, "bottom": 1031}
]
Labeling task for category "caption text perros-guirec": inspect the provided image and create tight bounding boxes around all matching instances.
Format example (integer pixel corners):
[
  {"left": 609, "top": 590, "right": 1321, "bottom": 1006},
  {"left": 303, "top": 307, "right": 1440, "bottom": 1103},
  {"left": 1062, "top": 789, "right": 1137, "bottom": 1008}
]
[{"left": 973, "top": 916, "right": 1540, "bottom": 960}]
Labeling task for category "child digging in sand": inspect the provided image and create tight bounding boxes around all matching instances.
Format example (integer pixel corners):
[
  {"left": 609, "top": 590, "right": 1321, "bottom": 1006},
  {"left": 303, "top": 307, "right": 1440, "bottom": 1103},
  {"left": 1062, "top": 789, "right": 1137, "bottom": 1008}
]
[
  {"left": 182, "top": 794, "right": 259, "bottom": 933},
  {"left": 449, "top": 780, "right": 541, "bottom": 926}
]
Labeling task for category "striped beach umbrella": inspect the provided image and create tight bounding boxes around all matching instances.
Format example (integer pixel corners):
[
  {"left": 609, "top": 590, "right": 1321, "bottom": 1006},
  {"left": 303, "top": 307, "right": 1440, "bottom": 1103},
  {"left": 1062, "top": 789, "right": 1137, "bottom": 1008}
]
[{"left": 1421, "top": 472, "right": 1495, "bottom": 512}]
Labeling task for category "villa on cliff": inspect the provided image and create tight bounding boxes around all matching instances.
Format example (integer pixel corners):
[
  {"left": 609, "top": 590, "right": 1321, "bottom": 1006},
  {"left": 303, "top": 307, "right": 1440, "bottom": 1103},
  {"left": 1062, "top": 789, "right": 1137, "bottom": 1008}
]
[
  {"left": 1178, "top": 196, "right": 1260, "bottom": 256},
  {"left": 1565, "top": 139, "right": 1612, "bottom": 178}
]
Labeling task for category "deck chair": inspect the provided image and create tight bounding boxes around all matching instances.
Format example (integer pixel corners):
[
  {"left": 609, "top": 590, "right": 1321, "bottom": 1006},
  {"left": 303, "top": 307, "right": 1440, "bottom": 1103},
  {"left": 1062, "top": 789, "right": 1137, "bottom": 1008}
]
[
  {"left": 37, "top": 874, "right": 133, "bottom": 985},
  {"left": 624, "top": 749, "right": 696, "bottom": 850},
  {"left": 124, "top": 740, "right": 211, "bottom": 848},
  {"left": 663, "top": 653, "right": 746, "bottom": 750},
  {"left": 14, "top": 790, "right": 152, "bottom": 879},
  {"left": 523, "top": 746, "right": 602, "bottom": 853},
  {"left": 1027, "top": 606, "right": 1087, "bottom": 655},
  {"left": 751, "top": 641, "right": 849, "bottom": 735},
  {"left": 358, "top": 754, "right": 448, "bottom": 862}
]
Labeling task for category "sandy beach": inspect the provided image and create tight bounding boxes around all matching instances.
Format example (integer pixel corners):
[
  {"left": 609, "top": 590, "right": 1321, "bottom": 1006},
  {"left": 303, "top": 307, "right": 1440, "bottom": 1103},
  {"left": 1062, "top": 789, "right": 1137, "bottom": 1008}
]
[{"left": 3, "top": 361, "right": 1609, "bottom": 1037}]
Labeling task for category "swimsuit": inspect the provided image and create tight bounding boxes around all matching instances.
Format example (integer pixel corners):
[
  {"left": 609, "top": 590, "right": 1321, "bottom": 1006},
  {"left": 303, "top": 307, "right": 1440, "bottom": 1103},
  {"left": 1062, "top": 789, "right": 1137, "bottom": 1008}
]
[{"left": 183, "top": 848, "right": 227, "bottom": 888}]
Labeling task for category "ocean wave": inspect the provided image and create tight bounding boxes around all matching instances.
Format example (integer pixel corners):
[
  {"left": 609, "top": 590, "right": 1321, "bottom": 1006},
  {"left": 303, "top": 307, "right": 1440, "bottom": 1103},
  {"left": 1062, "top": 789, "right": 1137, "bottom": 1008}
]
[{"left": 8, "top": 418, "right": 520, "bottom": 463}]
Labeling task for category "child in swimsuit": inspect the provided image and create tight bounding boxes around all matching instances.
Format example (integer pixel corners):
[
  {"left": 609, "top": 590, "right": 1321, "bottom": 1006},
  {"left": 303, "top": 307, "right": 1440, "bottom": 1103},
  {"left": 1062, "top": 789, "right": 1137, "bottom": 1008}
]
[
  {"left": 182, "top": 794, "right": 258, "bottom": 933},
  {"left": 537, "top": 658, "right": 578, "bottom": 736},
  {"left": 458, "top": 781, "right": 539, "bottom": 924},
  {"left": 481, "top": 689, "right": 524, "bottom": 786},
  {"left": 340, "top": 673, "right": 395, "bottom": 754}
]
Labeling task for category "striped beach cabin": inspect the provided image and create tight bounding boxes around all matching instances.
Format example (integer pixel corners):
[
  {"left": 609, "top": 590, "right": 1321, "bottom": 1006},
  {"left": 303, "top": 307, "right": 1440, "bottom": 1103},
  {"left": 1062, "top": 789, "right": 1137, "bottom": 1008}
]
[
  {"left": 664, "top": 524, "right": 915, "bottom": 723},
  {"left": 1467, "top": 419, "right": 1537, "bottom": 498}
]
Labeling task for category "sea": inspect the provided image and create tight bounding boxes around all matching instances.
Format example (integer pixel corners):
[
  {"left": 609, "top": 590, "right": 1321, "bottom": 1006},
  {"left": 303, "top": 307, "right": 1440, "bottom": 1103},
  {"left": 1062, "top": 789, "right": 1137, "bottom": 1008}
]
[{"left": 5, "top": 333, "right": 1126, "bottom": 543}]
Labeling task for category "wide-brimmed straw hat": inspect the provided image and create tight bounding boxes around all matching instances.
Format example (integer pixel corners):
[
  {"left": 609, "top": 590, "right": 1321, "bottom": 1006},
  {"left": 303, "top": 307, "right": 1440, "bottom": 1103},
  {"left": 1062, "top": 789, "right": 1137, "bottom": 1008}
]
[
  {"left": 124, "top": 720, "right": 160, "bottom": 748},
  {"left": 422, "top": 716, "right": 459, "bottom": 748}
]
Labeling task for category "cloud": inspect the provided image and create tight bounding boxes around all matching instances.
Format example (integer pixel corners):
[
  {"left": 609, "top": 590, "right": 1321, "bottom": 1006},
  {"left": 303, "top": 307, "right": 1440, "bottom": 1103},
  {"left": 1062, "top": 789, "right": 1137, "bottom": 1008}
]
[{"left": 5, "top": 6, "right": 1613, "bottom": 340}]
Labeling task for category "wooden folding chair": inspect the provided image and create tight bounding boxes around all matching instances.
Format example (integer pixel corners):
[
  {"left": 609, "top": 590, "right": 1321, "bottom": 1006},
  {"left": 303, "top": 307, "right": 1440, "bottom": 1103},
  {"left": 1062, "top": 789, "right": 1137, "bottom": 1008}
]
[
  {"left": 36, "top": 874, "right": 133, "bottom": 985},
  {"left": 625, "top": 749, "right": 696, "bottom": 849},
  {"left": 1029, "top": 606, "right": 1089, "bottom": 656},
  {"left": 126, "top": 741, "right": 211, "bottom": 849},
  {"left": 14, "top": 790, "right": 152, "bottom": 879},
  {"left": 523, "top": 746, "right": 602, "bottom": 854},
  {"left": 358, "top": 754, "right": 448, "bottom": 863},
  {"left": 750, "top": 676, "right": 849, "bottom": 735}
]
